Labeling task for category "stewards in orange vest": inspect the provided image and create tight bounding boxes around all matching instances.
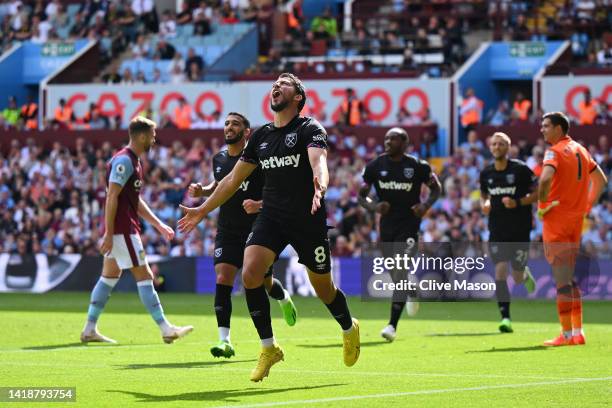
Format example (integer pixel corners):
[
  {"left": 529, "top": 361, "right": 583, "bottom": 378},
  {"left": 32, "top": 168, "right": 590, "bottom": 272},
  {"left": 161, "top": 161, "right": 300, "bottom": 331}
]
[
  {"left": 512, "top": 92, "right": 531, "bottom": 121},
  {"left": 173, "top": 98, "right": 192, "bottom": 129},
  {"left": 20, "top": 96, "right": 38, "bottom": 130},
  {"left": 459, "top": 88, "right": 483, "bottom": 130},
  {"left": 577, "top": 90, "right": 598, "bottom": 125},
  {"left": 54, "top": 98, "right": 74, "bottom": 129},
  {"left": 341, "top": 88, "right": 364, "bottom": 126}
]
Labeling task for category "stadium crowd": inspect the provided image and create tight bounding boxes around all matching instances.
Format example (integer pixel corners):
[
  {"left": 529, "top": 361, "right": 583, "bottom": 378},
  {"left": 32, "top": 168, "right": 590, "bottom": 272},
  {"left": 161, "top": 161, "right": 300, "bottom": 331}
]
[{"left": 0, "top": 128, "right": 610, "bottom": 257}]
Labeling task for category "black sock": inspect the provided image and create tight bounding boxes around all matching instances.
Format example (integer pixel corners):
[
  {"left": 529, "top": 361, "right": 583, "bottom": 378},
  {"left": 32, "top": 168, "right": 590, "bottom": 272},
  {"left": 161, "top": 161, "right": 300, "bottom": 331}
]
[
  {"left": 245, "top": 285, "right": 273, "bottom": 340},
  {"left": 495, "top": 279, "right": 511, "bottom": 319},
  {"left": 388, "top": 301, "right": 406, "bottom": 329},
  {"left": 267, "top": 278, "right": 285, "bottom": 300},
  {"left": 214, "top": 284, "right": 233, "bottom": 328},
  {"left": 324, "top": 289, "right": 353, "bottom": 330}
]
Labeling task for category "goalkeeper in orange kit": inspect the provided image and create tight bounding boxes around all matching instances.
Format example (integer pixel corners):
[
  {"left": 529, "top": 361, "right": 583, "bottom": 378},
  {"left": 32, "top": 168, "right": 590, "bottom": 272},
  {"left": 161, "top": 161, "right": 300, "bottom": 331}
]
[{"left": 538, "top": 112, "right": 607, "bottom": 347}]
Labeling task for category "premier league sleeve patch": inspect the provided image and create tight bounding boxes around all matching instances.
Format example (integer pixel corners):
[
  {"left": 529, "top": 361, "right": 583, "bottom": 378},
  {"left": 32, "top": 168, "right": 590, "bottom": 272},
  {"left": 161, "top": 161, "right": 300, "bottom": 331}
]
[{"left": 544, "top": 150, "right": 555, "bottom": 162}]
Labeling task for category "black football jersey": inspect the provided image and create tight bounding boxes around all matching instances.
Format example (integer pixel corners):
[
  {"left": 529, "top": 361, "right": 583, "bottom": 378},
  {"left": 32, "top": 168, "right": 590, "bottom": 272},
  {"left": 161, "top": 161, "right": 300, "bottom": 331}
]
[
  {"left": 213, "top": 149, "right": 264, "bottom": 231},
  {"left": 241, "top": 115, "right": 328, "bottom": 223},
  {"left": 362, "top": 154, "right": 432, "bottom": 231},
  {"left": 479, "top": 159, "right": 536, "bottom": 236}
]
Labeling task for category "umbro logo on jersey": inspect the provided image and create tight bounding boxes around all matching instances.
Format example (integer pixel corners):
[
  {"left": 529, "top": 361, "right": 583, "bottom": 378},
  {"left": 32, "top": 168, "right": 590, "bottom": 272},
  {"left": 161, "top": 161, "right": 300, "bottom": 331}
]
[
  {"left": 285, "top": 132, "right": 297, "bottom": 148},
  {"left": 378, "top": 180, "right": 413, "bottom": 191},
  {"left": 488, "top": 186, "right": 516, "bottom": 195},
  {"left": 239, "top": 180, "right": 250, "bottom": 191},
  {"left": 216, "top": 166, "right": 221, "bottom": 173},
  {"left": 260, "top": 154, "right": 301, "bottom": 169},
  {"left": 259, "top": 142, "right": 268, "bottom": 150}
]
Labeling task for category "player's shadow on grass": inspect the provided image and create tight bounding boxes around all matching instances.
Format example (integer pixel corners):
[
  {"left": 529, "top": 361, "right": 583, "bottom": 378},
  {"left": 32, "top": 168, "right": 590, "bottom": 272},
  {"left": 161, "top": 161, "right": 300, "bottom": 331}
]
[
  {"left": 22, "top": 342, "right": 109, "bottom": 351},
  {"left": 118, "top": 359, "right": 257, "bottom": 370},
  {"left": 425, "top": 332, "right": 502, "bottom": 337},
  {"left": 108, "top": 383, "right": 347, "bottom": 403},
  {"left": 296, "top": 340, "right": 388, "bottom": 349},
  {"left": 466, "top": 345, "right": 549, "bottom": 353}
]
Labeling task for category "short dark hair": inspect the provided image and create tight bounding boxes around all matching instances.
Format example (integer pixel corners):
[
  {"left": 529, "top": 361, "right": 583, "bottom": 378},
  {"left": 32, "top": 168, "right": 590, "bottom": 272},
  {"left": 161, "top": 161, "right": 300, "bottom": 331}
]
[
  {"left": 128, "top": 116, "right": 156, "bottom": 139},
  {"left": 542, "top": 111, "right": 570, "bottom": 134},
  {"left": 279, "top": 72, "right": 306, "bottom": 112},
  {"left": 226, "top": 112, "right": 250, "bottom": 129}
]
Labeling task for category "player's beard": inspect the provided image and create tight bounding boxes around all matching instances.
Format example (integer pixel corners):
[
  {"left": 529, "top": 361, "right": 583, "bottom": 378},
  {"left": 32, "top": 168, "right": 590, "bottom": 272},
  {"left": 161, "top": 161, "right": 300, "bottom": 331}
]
[
  {"left": 225, "top": 130, "right": 244, "bottom": 145},
  {"left": 270, "top": 97, "right": 289, "bottom": 112}
]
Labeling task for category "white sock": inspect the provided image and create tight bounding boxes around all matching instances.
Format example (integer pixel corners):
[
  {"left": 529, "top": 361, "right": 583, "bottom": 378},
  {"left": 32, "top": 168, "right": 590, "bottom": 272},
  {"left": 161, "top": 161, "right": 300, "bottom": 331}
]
[
  {"left": 219, "top": 327, "right": 230, "bottom": 342},
  {"left": 279, "top": 289, "right": 289, "bottom": 304},
  {"left": 159, "top": 321, "right": 172, "bottom": 334},
  {"left": 343, "top": 326, "right": 354, "bottom": 334},
  {"left": 261, "top": 337, "right": 275, "bottom": 347},
  {"left": 100, "top": 277, "right": 119, "bottom": 287},
  {"left": 84, "top": 321, "right": 97, "bottom": 333},
  {"left": 572, "top": 328, "right": 583, "bottom": 336}
]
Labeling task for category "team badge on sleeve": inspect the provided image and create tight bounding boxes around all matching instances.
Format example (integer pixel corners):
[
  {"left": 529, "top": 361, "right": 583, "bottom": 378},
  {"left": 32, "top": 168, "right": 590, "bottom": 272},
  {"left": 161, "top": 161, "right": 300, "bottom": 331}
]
[{"left": 544, "top": 150, "right": 555, "bottom": 161}]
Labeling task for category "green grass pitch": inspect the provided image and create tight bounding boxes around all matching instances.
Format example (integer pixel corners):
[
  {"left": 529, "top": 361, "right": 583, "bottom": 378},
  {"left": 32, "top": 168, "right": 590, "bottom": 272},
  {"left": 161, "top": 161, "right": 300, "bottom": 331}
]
[{"left": 1, "top": 292, "right": 611, "bottom": 407}]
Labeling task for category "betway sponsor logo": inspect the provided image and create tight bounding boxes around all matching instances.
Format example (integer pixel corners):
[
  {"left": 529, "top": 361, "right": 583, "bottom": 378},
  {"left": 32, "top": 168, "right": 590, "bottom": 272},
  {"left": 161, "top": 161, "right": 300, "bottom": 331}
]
[
  {"left": 488, "top": 186, "right": 516, "bottom": 195},
  {"left": 378, "top": 180, "right": 413, "bottom": 191},
  {"left": 260, "top": 154, "right": 300, "bottom": 169},
  {"left": 240, "top": 181, "right": 249, "bottom": 191}
]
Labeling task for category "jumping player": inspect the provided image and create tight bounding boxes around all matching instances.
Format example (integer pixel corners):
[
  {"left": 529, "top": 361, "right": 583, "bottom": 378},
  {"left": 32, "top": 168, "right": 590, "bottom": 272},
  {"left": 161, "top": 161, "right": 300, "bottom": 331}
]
[
  {"left": 80, "top": 116, "right": 193, "bottom": 344},
  {"left": 188, "top": 112, "right": 297, "bottom": 359},
  {"left": 480, "top": 132, "right": 538, "bottom": 333},
  {"left": 178, "top": 73, "right": 360, "bottom": 381}
]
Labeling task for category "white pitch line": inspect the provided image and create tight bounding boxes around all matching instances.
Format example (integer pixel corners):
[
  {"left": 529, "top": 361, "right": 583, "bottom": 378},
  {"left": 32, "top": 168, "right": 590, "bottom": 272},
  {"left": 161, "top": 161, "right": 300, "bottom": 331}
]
[{"left": 212, "top": 376, "right": 612, "bottom": 408}]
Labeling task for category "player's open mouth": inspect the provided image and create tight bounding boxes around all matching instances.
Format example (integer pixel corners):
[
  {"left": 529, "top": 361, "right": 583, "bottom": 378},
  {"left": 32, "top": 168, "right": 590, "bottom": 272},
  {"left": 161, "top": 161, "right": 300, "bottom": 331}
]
[{"left": 272, "top": 90, "right": 281, "bottom": 98}]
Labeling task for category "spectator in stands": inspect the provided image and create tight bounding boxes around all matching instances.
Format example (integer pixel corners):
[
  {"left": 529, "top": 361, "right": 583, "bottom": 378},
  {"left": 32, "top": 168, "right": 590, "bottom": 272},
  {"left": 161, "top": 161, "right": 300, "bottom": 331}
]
[
  {"left": 121, "top": 68, "right": 135, "bottom": 84},
  {"left": 169, "top": 64, "right": 186, "bottom": 84},
  {"left": 486, "top": 100, "right": 510, "bottom": 126},
  {"left": 173, "top": 97, "right": 192, "bottom": 129},
  {"left": 88, "top": 109, "right": 108, "bottom": 130},
  {"left": 176, "top": 2, "right": 192, "bottom": 25},
  {"left": 597, "top": 42, "right": 612, "bottom": 67},
  {"left": 53, "top": 98, "right": 75, "bottom": 129},
  {"left": 155, "top": 39, "right": 175, "bottom": 60},
  {"left": 460, "top": 130, "right": 485, "bottom": 154},
  {"left": 134, "top": 70, "right": 147, "bottom": 84},
  {"left": 1, "top": 96, "right": 20, "bottom": 129},
  {"left": 159, "top": 9, "right": 177, "bottom": 39},
  {"left": 221, "top": 3, "right": 239, "bottom": 25},
  {"left": 131, "top": 34, "right": 150, "bottom": 59},
  {"left": 577, "top": 89, "right": 599, "bottom": 125},
  {"left": 131, "top": 0, "right": 157, "bottom": 33},
  {"left": 459, "top": 88, "right": 483, "bottom": 132},
  {"left": 20, "top": 95, "right": 37, "bottom": 130},
  {"left": 51, "top": 3, "right": 69, "bottom": 32},
  {"left": 185, "top": 47, "right": 204, "bottom": 73},
  {"left": 340, "top": 88, "right": 366, "bottom": 126},
  {"left": 151, "top": 67, "right": 164, "bottom": 83},
  {"left": 511, "top": 92, "right": 531, "bottom": 122},
  {"left": 511, "top": 14, "right": 530, "bottom": 40},
  {"left": 310, "top": 6, "right": 337, "bottom": 40},
  {"left": 187, "top": 61, "right": 203, "bottom": 82},
  {"left": 104, "top": 67, "right": 122, "bottom": 84},
  {"left": 69, "top": 12, "right": 89, "bottom": 39}
]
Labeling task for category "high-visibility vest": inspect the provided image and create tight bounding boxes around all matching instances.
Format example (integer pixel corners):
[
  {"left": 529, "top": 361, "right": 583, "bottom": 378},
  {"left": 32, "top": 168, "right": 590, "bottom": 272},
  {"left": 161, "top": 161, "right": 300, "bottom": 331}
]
[
  {"left": 513, "top": 99, "right": 531, "bottom": 120},
  {"left": 287, "top": 10, "right": 299, "bottom": 28},
  {"left": 54, "top": 106, "right": 73, "bottom": 128},
  {"left": 460, "top": 97, "right": 482, "bottom": 127},
  {"left": 578, "top": 100, "right": 598, "bottom": 125},
  {"left": 342, "top": 99, "right": 361, "bottom": 126},
  {"left": 21, "top": 103, "right": 37, "bottom": 129},
  {"left": 174, "top": 105, "right": 192, "bottom": 129}
]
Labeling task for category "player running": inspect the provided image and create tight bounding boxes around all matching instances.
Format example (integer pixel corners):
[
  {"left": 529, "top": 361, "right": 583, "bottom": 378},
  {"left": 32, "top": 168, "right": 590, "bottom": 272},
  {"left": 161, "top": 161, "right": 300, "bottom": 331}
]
[
  {"left": 538, "top": 112, "right": 607, "bottom": 346},
  {"left": 80, "top": 117, "right": 193, "bottom": 344},
  {"left": 479, "top": 132, "right": 538, "bottom": 333},
  {"left": 178, "top": 73, "right": 360, "bottom": 381},
  {"left": 359, "top": 127, "right": 441, "bottom": 342},
  {"left": 188, "top": 112, "right": 297, "bottom": 359}
]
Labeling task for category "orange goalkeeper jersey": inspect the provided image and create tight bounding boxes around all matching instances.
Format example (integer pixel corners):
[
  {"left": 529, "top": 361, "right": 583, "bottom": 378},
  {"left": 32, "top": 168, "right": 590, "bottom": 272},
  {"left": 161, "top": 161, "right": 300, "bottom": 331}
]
[{"left": 542, "top": 135, "right": 598, "bottom": 216}]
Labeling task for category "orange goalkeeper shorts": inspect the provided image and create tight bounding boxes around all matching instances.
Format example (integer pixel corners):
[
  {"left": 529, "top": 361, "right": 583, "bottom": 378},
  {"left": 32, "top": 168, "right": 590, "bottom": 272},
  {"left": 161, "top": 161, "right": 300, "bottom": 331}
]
[{"left": 542, "top": 211, "right": 583, "bottom": 267}]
